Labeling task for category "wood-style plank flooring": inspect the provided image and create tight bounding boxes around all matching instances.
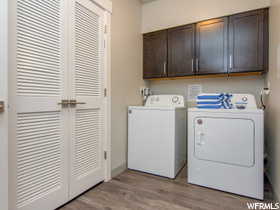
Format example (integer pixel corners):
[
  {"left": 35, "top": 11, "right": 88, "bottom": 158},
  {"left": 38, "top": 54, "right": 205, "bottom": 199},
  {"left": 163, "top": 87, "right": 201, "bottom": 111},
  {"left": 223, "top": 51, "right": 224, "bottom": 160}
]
[{"left": 59, "top": 167, "right": 274, "bottom": 210}]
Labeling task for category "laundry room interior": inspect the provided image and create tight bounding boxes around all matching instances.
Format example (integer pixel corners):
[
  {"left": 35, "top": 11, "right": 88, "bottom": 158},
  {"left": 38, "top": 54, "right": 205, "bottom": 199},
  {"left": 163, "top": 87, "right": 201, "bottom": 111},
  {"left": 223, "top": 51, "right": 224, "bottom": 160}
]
[{"left": 1, "top": 0, "right": 280, "bottom": 209}]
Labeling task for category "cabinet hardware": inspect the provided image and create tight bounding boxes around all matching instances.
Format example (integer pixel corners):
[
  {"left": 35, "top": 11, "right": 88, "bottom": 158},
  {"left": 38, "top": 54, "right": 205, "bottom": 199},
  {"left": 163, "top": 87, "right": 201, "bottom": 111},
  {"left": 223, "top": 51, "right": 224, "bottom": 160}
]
[
  {"left": 229, "top": 55, "right": 233, "bottom": 69},
  {"left": 0, "top": 101, "right": 4, "bottom": 113},
  {"left": 163, "top": 62, "right": 167, "bottom": 75},
  {"left": 104, "top": 151, "right": 107, "bottom": 160},
  {"left": 104, "top": 88, "right": 107, "bottom": 97},
  {"left": 192, "top": 59, "right": 194, "bottom": 72},
  {"left": 196, "top": 59, "right": 199, "bottom": 71}
]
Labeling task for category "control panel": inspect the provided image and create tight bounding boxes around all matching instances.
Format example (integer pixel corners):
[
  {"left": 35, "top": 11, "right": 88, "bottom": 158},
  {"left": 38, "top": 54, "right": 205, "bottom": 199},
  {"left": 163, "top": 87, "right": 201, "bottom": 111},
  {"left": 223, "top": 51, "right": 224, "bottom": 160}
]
[
  {"left": 231, "top": 94, "right": 257, "bottom": 109},
  {"left": 145, "top": 95, "right": 185, "bottom": 108}
]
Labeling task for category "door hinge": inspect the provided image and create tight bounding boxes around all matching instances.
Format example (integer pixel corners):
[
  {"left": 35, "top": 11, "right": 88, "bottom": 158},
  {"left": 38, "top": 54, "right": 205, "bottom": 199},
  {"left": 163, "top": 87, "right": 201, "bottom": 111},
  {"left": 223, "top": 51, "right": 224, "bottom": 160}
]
[
  {"left": 104, "top": 25, "right": 108, "bottom": 34},
  {"left": 104, "top": 88, "right": 107, "bottom": 97},
  {"left": 104, "top": 151, "right": 107, "bottom": 160}
]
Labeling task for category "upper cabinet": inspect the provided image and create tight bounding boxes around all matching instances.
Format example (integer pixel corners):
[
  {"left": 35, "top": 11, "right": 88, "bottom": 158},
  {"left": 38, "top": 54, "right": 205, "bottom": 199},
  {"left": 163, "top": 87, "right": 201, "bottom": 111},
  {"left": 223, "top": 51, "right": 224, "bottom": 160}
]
[
  {"left": 143, "top": 31, "right": 167, "bottom": 79},
  {"left": 143, "top": 8, "right": 269, "bottom": 79},
  {"left": 168, "top": 24, "right": 195, "bottom": 77},
  {"left": 229, "top": 9, "right": 268, "bottom": 73},
  {"left": 196, "top": 18, "right": 228, "bottom": 75}
]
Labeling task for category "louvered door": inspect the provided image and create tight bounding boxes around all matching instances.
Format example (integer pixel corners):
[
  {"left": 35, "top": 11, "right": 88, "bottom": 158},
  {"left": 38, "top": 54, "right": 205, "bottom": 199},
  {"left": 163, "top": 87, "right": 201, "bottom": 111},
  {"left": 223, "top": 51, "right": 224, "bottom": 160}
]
[
  {"left": 9, "top": 0, "right": 69, "bottom": 210},
  {"left": 68, "top": 0, "right": 106, "bottom": 199}
]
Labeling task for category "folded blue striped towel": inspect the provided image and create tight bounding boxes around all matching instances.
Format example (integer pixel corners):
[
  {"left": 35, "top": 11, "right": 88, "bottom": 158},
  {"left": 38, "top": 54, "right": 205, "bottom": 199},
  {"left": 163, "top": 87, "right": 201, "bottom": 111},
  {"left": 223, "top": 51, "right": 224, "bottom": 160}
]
[
  {"left": 197, "top": 93, "right": 224, "bottom": 100},
  {"left": 197, "top": 100, "right": 223, "bottom": 105},
  {"left": 196, "top": 93, "right": 233, "bottom": 109},
  {"left": 197, "top": 104, "right": 224, "bottom": 109}
]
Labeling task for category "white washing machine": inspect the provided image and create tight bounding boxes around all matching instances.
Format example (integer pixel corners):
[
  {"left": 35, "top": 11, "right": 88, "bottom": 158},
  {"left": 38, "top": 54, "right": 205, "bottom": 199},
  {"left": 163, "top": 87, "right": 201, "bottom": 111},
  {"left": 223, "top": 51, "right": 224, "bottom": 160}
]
[
  {"left": 188, "top": 94, "right": 264, "bottom": 200},
  {"left": 128, "top": 95, "right": 187, "bottom": 179}
]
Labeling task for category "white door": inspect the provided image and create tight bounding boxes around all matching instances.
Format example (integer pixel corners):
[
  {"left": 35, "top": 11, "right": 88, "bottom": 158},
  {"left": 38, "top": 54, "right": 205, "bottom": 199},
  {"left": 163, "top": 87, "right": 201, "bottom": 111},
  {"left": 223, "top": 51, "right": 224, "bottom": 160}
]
[
  {"left": 68, "top": 0, "right": 106, "bottom": 199},
  {"left": 0, "top": 0, "right": 8, "bottom": 209},
  {"left": 194, "top": 117, "right": 255, "bottom": 167},
  {"left": 9, "top": 0, "right": 69, "bottom": 209}
]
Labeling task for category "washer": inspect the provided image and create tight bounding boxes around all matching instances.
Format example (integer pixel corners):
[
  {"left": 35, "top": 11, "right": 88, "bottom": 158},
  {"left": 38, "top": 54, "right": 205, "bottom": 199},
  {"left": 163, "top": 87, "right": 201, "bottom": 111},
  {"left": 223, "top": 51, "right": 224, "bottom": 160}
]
[
  {"left": 128, "top": 95, "right": 187, "bottom": 179},
  {"left": 188, "top": 94, "right": 264, "bottom": 199}
]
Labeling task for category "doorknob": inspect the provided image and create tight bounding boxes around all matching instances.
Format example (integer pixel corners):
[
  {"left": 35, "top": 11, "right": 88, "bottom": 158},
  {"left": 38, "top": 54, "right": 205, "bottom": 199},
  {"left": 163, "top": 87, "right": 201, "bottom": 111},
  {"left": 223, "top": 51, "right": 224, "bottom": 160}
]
[{"left": 0, "top": 101, "right": 4, "bottom": 113}]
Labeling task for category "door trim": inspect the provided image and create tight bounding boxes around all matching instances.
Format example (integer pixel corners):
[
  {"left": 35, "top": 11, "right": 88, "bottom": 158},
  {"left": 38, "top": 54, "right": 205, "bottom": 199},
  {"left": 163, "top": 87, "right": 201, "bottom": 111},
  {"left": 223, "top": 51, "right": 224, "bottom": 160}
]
[
  {"left": 104, "top": 11, "right": 112, "bottom": 182},
  {"left": 0, "top": 0, "right": 8, "bottom": 209}
]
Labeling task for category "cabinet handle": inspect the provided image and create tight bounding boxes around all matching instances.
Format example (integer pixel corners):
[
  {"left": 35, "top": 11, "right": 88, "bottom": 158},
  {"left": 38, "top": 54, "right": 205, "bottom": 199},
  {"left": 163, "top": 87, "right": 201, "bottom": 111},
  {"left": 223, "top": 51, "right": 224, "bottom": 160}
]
[
  {"left": 196, "top": 58, "right": 199, "bottom": 71},
  {"left": 0, "top": 101, "right": 4, "bottom": 113},
  {"left": 192, "top": 59, "right": 194, "bottom": 72},
  {"left": 229, "top": 55, "right": 233, "bottom": 69},
  {"left": 163, "top": 62, "right": 167, "bottom": 76}
]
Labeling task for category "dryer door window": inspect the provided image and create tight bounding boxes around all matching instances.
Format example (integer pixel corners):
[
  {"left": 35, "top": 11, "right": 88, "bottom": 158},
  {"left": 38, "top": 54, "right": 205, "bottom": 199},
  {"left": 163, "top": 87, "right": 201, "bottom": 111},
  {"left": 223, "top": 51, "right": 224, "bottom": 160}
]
[{"left": 194, "top": 117, "right": 255, "bottom": 167}]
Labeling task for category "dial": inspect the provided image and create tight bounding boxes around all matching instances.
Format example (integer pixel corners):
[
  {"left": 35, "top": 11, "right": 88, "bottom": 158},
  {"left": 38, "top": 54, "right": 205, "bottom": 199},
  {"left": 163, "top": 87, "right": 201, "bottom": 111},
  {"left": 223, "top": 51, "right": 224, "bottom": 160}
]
[
  {"left": 242, "top": 97, "right": 248, "bottom": 102},
  {"left": 172, "top": 96, "right": 179, "bottom": 104}
]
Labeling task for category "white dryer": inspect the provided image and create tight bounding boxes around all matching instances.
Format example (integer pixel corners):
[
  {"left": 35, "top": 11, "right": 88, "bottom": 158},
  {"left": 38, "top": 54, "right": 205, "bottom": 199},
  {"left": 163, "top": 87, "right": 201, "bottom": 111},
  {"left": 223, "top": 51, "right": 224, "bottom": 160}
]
[
  {"left": 128, "top": 95, "right": 187, "bottom": 179},
  {"left": 188, "top": 94, "right": 264, "bottom": 200}
]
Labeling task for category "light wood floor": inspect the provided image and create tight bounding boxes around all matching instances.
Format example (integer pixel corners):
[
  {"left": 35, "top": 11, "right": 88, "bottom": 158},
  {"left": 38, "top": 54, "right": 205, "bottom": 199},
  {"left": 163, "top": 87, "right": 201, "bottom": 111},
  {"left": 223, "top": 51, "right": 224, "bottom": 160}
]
[{"left": 59, "top": 167, "right": 274, "bottom": 210}]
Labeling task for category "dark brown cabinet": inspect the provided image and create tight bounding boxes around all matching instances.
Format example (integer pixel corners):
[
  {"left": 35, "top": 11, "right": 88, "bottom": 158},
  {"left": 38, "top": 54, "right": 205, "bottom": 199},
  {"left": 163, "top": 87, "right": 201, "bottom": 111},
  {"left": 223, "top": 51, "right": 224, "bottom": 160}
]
[
  {"left": 143, "top": 30, "right": 167, "bottom": 79},
  {"left": 143, "top": 8, "right": 269, "bottom": 79},
  {"left": 229, "top": 9, "right": 268, "bottom": 73},
  {"left": 168, "top": 24, "right": 195, "bottom": 77},
  {"left": 196, "top": 18, "right": 228, "bottom": 75}
]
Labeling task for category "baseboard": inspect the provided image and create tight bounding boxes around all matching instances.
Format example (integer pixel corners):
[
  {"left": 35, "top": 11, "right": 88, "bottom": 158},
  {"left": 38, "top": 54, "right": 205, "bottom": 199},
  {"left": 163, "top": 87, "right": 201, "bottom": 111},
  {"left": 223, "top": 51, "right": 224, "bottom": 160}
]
[
  {"left": 111, "top": 162, "right": 127, "bottom": 178},
  {"left": 265, "top": 171, "right": 280, "bottom": 202}
]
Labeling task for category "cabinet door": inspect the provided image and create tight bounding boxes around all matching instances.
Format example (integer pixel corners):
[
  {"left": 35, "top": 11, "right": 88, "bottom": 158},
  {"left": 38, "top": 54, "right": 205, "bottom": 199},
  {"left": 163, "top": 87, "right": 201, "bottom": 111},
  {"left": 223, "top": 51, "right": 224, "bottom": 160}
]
[
  {"left": 68, "top": 0, "right": 105, "bottom": 199},
  {"left": 196, "top": 18, "right": 228, "bottom": 75},
  {"left": 10, "top": 0, "right": 69, "bottom": 209},
  {"left": 168, "top": 24, "right": 195, "bottom": 77},
  {"left": 143, "top": 31, "right": 167, "bottom": 79},
  {"left": 229, "top": 9, "right": 267, "bottom": 73}
]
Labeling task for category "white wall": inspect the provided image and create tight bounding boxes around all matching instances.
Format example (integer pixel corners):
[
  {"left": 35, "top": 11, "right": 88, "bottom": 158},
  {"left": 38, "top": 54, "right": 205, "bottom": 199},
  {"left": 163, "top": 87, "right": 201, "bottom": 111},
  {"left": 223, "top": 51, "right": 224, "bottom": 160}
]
[
  {"left": 0, "top": 0, "right": 8, "bottom": 209},
  {"left": 142, "top": 0, "right": 270, "bottom": 33},
  {"left": 266, "top": 0, "right": 280, "bottom": 202},
  {"left": 142, "top": 0, "right": 269, "bottom": 106},
  {"left": 111, "top": 0, "right": 147, "bottom": 176}
]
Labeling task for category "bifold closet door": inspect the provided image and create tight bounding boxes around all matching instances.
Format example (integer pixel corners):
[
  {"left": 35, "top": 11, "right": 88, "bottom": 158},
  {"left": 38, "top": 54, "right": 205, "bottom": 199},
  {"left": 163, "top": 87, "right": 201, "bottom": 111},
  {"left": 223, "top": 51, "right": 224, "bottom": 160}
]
[
  {"left": 68, "top": 0, "right": 106, "bottom": 199},
  {"left": 9, "top": 0, "right": 69, "bottom": 210}
]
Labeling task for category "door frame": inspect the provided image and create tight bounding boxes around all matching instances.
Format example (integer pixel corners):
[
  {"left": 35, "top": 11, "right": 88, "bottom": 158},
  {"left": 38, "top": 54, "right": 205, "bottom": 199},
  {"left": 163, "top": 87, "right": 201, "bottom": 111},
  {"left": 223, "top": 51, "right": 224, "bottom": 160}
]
[
  {"left": 104, "top": 10, "right": 112, "bottom": 182},
  {"left": 0, "top": 0, "right": 8, "bottom": 209},
  {"left": 92, "top": 0, "right": 113, "bottom": 182}
]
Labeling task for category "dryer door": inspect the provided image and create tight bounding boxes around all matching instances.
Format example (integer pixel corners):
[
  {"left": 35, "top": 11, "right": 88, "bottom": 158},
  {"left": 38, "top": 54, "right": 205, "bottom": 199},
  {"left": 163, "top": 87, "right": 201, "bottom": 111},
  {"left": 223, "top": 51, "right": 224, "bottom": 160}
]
[{"left": 194, "top": 117, "right": 254, "bottom": 167}]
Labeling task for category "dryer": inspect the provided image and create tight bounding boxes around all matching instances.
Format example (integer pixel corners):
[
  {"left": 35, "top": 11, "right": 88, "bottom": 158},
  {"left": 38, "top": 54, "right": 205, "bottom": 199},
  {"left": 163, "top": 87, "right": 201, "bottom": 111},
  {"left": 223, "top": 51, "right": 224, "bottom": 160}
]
[
  {"left": 188, "top": 94, "right": 264, "bottom": 199},
  {"left": 128, "top": 95, "right": 187, "bottom": 179}
]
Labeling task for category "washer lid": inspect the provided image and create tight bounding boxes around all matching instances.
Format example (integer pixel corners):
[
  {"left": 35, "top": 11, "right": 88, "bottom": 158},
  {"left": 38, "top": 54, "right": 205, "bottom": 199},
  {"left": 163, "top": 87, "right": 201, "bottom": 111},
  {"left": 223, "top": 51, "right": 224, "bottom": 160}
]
[
  {"left": 129, "top": 106, "right": 186, "bottom": 111},
  {"left": 188, "top": 107, "right": 263, "bottom": 114}
]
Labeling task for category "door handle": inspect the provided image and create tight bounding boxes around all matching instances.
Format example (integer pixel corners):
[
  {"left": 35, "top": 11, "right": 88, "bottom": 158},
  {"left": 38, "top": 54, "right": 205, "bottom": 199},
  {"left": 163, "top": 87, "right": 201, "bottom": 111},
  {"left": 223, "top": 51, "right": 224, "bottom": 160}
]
[
  {"left": 0, "top": 101, "right": 4, "bottom": 113},
  {"left": 58, "top": 100, "right": 69, "bottom": 106},
  {"left": 69, "top": 100, "right": 86, "bottom": 106}
]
